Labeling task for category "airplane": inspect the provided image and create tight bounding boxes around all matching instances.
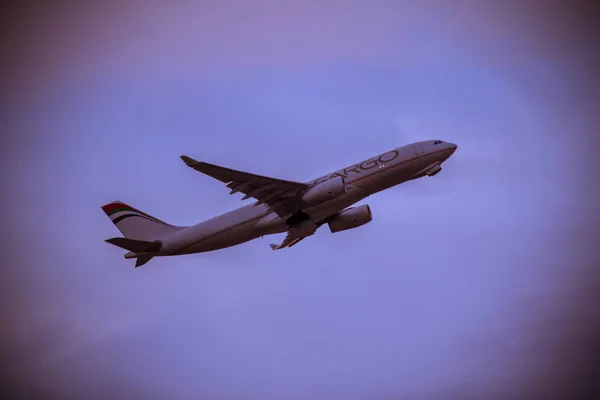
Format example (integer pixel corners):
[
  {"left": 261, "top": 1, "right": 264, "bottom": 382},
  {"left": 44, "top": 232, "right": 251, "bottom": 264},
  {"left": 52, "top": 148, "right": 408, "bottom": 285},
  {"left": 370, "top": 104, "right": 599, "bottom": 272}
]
[{"left": 102, "top": 140, "right": 458, "bottom": 267}]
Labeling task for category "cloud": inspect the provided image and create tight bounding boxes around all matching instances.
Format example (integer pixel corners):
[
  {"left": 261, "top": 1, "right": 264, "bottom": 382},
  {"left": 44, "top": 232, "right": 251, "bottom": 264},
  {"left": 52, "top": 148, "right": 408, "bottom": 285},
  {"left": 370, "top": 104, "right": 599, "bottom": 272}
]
[{"left": 2, "top": 1, "right": 599, "bottom": 399}]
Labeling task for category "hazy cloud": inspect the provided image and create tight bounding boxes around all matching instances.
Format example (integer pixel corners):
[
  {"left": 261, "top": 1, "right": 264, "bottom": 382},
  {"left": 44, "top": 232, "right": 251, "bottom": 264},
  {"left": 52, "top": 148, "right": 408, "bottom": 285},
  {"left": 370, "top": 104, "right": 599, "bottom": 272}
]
[{"left": 2, "top": 1, "right": 599, "bottom": 399}]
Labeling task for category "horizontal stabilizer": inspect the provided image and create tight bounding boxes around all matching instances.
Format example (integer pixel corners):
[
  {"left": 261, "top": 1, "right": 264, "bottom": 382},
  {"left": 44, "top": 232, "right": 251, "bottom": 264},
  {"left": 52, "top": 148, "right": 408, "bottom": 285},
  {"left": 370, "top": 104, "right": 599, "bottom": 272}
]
[
  {"left": 123, "top": 250, "right": 155, "bottom": 268},
  {"left": 105, "top": 237, "right": 162, "bottom": 253}
]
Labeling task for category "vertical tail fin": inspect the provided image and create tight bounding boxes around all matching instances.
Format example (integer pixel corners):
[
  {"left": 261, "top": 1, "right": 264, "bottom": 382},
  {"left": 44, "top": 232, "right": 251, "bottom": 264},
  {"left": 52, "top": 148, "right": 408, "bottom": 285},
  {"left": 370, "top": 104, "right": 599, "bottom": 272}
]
[{"left": 101, "top": 201, "right": 181, "bottom": 241}]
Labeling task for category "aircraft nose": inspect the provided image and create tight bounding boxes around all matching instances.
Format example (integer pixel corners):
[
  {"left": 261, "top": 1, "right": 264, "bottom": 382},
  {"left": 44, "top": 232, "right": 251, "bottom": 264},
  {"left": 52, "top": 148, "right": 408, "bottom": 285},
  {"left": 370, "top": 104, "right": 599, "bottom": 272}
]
[{"left": 447, "top": 142, "right": 458, "bottom": 154}]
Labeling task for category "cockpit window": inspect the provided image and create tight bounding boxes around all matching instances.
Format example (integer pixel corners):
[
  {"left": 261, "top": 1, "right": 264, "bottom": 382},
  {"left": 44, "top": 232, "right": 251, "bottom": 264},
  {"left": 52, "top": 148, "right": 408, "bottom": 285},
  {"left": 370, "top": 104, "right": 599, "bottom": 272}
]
[{"left": 433, "top": 140, "right": 443, "bottom": 145}]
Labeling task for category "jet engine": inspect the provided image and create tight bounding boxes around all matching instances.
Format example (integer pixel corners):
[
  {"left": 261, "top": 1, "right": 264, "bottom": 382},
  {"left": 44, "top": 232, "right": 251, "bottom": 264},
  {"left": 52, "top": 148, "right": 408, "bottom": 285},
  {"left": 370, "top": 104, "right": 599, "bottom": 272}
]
[
  {"left": 328, "top": 204, "right": 372, "bottom": 233},
  {"left": 302, "top": 176, "right": 346, "bottom": 204}
]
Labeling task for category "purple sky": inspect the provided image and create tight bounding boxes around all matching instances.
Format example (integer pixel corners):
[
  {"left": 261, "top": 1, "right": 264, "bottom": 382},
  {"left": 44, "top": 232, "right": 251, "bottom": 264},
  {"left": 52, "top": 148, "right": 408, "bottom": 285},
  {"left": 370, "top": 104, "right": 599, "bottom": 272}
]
[{"left": 2, "top": 2, "right": 599, "bottom": 399}]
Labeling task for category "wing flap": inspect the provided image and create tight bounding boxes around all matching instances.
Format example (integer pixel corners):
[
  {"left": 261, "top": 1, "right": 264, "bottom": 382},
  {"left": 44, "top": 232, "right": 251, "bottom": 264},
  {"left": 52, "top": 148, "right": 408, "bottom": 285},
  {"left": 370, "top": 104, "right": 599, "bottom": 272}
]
[{"left": 181, "top": 155, "right": 309, "bottom": 216}]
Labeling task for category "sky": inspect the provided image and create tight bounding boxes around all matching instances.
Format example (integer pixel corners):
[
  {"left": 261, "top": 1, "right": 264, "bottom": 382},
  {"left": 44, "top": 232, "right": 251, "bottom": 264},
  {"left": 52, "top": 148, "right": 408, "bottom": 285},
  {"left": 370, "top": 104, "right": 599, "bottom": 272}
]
[{"left": 2, "top": 1, "right": 599, "bottom": 399}]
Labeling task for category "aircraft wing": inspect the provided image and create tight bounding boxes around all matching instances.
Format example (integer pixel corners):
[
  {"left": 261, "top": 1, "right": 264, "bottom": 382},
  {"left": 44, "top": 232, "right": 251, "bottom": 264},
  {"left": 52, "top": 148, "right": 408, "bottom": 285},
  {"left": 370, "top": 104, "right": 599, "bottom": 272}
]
[
  {"left": 268, "top": 220, "right": 328, "bottom": 250},
  {"left": 180, "top": 155, "right": 309, "bottom": 217},
  {"left": 269, "top": 232, "right": 306, "bottom": 250}
]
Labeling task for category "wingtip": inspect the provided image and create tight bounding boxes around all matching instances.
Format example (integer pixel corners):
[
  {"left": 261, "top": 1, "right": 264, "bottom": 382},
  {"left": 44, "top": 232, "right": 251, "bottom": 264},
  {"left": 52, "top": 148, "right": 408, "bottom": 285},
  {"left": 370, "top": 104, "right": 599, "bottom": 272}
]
[
  {"left": 269, "top": 243, "right": 280, "bottom": 251},
  {"left": 180, "top": 155, "right": 199, "bottom": 167}
]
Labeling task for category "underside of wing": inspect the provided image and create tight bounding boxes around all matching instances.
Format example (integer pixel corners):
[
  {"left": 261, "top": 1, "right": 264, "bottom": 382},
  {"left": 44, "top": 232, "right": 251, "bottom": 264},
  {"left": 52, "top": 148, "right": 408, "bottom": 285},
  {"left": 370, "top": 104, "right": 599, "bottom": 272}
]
[
  {"left": 269, "top": 233, "right": 306, "bottom": 250},
  {"left": 181, "top": 155, "right": 309, "bottom": 217},
  {"left": 268, "top": 220, "right": 328, "bottom": 251}
]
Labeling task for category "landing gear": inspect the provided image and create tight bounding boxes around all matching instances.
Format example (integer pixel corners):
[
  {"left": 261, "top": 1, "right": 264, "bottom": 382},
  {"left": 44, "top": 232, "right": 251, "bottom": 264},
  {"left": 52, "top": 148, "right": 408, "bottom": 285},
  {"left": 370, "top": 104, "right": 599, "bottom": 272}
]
[{"left": 285, "top": 211, "right": 310, "bottom": 226}]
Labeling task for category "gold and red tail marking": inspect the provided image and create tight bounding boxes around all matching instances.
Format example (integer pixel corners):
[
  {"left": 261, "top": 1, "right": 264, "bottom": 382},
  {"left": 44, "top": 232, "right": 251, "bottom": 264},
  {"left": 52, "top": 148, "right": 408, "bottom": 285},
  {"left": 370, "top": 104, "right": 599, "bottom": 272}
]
[{"left": 101, "top": 202, "right": 172, "bottom": 226}]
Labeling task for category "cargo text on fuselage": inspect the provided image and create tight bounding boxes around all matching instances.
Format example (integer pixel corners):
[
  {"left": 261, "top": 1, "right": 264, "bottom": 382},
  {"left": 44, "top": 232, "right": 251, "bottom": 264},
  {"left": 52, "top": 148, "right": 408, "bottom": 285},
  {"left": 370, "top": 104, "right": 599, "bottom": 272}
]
[{"left": 309, "top": 149, "right": 399, "bottom": 187}]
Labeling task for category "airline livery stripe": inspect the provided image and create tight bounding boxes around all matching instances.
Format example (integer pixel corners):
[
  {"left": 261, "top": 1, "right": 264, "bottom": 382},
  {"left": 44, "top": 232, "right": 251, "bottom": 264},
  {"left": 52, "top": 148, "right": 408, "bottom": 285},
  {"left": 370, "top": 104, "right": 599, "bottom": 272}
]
[
  {"left": 102, "top": 203, "right": 134, "bottom": 215},
  {"left": 105, "top": 207, "right": 136, "bottom": 216},
  {"left": 112, "top": 213, "right": 170, "bottom": 226},
  {"left": 346, "top": 147, "right": 454, "bottom": 185},
  {"left": 102, "top": 203, "right": 159, "bottom": 220}
]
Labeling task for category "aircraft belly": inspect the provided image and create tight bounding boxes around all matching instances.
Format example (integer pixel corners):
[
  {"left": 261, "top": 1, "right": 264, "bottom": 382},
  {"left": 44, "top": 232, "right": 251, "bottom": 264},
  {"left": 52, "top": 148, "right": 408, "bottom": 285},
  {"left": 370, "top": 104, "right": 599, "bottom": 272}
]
[
  {"left": 352, "top": 156, "right": 433, "bottom": 193},
  {"left": 304, "top": 185, "right": 367, "bottom": 222},
  {"left": 169, "top": 207, "right": 267, "bottom": 254},
  {"left": 220, "top": 223, "right": 261, "bottom": 248},
  {"left": 255, "top": 212, "right": 287, "bottom": 235},
  {"left": 366, "top": 167, "right": 414, "bottom": 192},
  {"left": 198, "top": 219, "right": 264, "bottom": 252}
]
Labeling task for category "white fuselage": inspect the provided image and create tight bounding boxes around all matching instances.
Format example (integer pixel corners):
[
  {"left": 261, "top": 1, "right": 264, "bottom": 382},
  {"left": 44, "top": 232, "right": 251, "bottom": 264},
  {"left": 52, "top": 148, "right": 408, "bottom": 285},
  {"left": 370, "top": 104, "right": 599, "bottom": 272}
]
[{"left": 157, "top": 140, "right": 457, "bottom": 255}]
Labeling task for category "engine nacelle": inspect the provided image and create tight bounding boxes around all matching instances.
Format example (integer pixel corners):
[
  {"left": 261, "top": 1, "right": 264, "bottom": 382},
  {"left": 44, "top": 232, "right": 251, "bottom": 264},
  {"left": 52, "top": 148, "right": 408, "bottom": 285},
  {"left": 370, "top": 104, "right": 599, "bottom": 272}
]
[
  {"left": 302, "top": 176, "right": 346, "bottom": 204},
  {"left": 328, "top": 204, "right": 372, "bottom": 233}
]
